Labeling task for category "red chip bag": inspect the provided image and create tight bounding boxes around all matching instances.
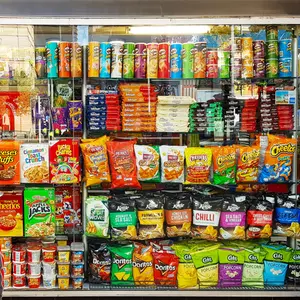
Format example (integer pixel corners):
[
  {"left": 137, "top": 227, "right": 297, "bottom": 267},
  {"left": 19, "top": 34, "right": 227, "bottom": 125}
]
[{"left": 106, "top": 139, "right": 141, "bottom": 189}]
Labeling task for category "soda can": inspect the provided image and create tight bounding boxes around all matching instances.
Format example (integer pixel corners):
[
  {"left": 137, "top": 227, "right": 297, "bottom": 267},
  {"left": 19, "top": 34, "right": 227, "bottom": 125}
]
[
  {"left": 158, "top": 43, "right": 170, "bottom": 79},
  {"left": 233, "top": 64, "right": 242, "bottom": 78},
  {"left": 266, "top": 41, "right": 278, "bottom": 59},
  {"left": 170, "top": 43, "right": 182, "bottom": 79},
  {"left": 241, "top": 65, "right": 253, "bottom": 78},
  {"left": 67, "top": 100, "right": 83, "bottom": 131},
  {"left": 254, "top": 58, "right": 266, "bottom": 78},
  {"left": 219, "top": 64, "right": 230, "bottom": 79},
  {"left": 279, "top": 58, "right": 292, "bottom": 77},
  {"left": 58, "top": 42, "right": 71, "bottom": 78},
  {"left": 111, "top": 41, "right": 124, "bottom": 78},
  {"left": 100, "top": 42, "right": 111, "bottom": 78},
  {"left": 88, "top": 41, "right": 100, "bottom": 77},
  {"left": 182, "top": 43, "right": 194, "bottom": 78},
  {"left": 242, "top": 37, "right": 253, "bottom": 52},
  {"left": 134, "top": 43, "right": 147, "bottom": 79},
  {"left": 70, "top": 43, "right": 82, "bottom": 78},
  {"left": 35, "top": 47, "right": 46, "bottom": 78},
  {"left": 194, "top": 42, "right": 206, "bottom": 78},
  {"left": 253, "top": 40, "right": 265, "bottom": 58},
  {"left": 266, "top": 59, "right": 278, "bottom": 78},
  {"left": 147, "top": 43, "right": 159, "bottom": 78},
  {"left": 206, "top": 64, "right": 218, "bottom": 78},
  {"left": 206, "top": 49, "right": 218, "bottom": 65},
  {"left": 266, "top": 25, "right": 278, "bottom": 41},
  {"left": 123, "top": 42, "right": 135, "bottom": 78},
  {"left": 279, "top": 39, "right": 292, "bottom": 59},
  {"left": 218, "top": 50, "right": 230, "bottom": 65},
  {"left": 46, "top": 42, "right": 58, "bottom": 79}
]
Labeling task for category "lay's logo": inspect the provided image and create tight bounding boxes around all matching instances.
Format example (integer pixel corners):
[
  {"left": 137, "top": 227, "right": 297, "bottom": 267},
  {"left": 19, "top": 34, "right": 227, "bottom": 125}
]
[{"left": 270, "top": 143, "right": 296, "bottom": 157}]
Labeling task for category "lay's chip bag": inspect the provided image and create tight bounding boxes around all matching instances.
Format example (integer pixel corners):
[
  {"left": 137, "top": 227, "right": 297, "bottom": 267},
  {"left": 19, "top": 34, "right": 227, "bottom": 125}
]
[
  {"left": 259, "top": 134, "right": 296, "bottom": 183},
  {"left": 287, "top": 250, "right": 300, "bottom": 284}
]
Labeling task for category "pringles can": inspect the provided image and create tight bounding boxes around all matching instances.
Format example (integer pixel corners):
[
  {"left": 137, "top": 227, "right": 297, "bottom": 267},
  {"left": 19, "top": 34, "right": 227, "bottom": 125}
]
[
  {"left": 266, "top": 59, "right": 278, "bottom": 78},
  {"left": 266, "top": 25, "right": 278, "bottom": 41},
  {"left": 253, "top": 40, "right": 265, "bottom": 58},
  {"left": 279, "top": 39, "right": 292, "bottom": 59},
  {"left": 100, "top": 42, "right": 111, "bottom": 78},
  {"left": 147, "top": 43, "right": 159, "bottom": 78},
  {"left": 182, "top": 42, "right": 194, "bottom": 78},
  {"left": 279, "top": 58, "right": 292, "bottom": 77},
  {"left": 35, "top": 47, "right": 46, "bottom": 78},
  {"left": 158, "top": 43, "right": 170, "bottom": 79},
  {"left": 241, "top": 37, "right": 253, "bottom": 52},
  {"left": 67, "top": 100, "right": 83, "bottom": 131},
  {"left": 134, "top": 43, "right": 147, "bottom": 79},
  {"left": 111, "top": 41, "right": 124, "bottom": 78},
  {"left": 88, "top": 41, "right": 100, "bottom": 77},
  {"left": 170, "top": 43, "right": 182, "bottom": 79},
  {"left": 206, "top": 49, "right": 218, "bottom": 65},
  {"left": 266, "top": 41, "right": 279, "bottom": 59},
  {"left": 58, "top": 42, "right": 71, "bottom": 78},
  {"left": 206, "top": 65, "right": 218, "bottom": 78},
  {"left": 46, "top": 42, "right": 58, "bottom": 79},
  {"left": 123, "top": 42, "right": 135, "bottom": 79},
  {"left": 194, "top": 42, "right": 206, "bottom": 78},
  {"left": 70, "top": 43, "right": 82, "bottom": 78},
  {"left": 254, "top": 58, "right": 266, "bottom": 78}
]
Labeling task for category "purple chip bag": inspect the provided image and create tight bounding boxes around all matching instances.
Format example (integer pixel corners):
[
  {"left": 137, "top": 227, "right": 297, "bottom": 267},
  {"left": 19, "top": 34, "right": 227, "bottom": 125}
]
[
  {"left": 67, "top": 100, "right": 83, "bottom": 131},
  {"left": 52, "top": 107, "right": 67, "bottom": 134},
  {"left": 219, "top": 264, "right": 243, "bottom": 287}
]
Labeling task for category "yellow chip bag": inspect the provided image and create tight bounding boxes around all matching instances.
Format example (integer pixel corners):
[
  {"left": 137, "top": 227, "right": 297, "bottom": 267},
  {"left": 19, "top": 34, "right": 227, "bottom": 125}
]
[
  {"left": 184, "top": 147, "right": 212, "bottom": 184},
  {"left": 80, "top": 136, "right": 111, "bottom": 186}
]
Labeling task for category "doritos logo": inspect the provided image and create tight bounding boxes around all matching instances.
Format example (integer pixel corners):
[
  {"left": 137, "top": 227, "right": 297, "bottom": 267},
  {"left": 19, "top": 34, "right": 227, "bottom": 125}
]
[
  {"left": 113, "top": 254, "right": 131, "bottom": 269},
  {"left": 155, "top": 260, "right": 176, "bottom": 276}
]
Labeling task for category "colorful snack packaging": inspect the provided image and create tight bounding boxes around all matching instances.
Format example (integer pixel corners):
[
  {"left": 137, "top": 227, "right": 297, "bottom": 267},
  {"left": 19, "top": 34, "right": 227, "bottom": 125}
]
[
  {"left": 0, "top": 141, "right": 20, "bottom": 185},
  {"left": 259, "top": 135, "right": 296, "bottom": 183},
  {"left": 164, "top": 193, "right": 192, "bottom": 237},
  {"left": 85, "top": 196, "right": 109, "bottom": 238},
  {"left": 192, "top": 195, "right": 223, "bottom": 241},
  {"left": 184, "top": 147, "right": 212, "bottom": 184},
  {"left": 106, "top": 139, "right": 141, "bottom": 189},
  {"left": 236, "top": 145, "right": 260, "bottom": 183},
  {"left": 212, "top": 146, "right": 236, "bottom": 185},
  {"left": 80, "top": 136, "right": 111, "bottom": 187},
  {"left": 109, "top": 244, "right": 134, "bottom": 286},
  {"left": 133, "top": 243, "right": 154, "bottom": 286},
  {"left": 160, "top": 146, "right": 186, "bottom": 183},
  {"left": 287, "top": 250, "right": 300, "bottom": 283},
  {"left": 219, "top": 195, "right": 247, "bottom": 240},
  {"left": 218, "top": 247, "right": 245, "bottom": 288},
  {"left": 134, "top": 145, "right": 160, "bottom": 182},
  {"left": 109, "top": 198, "right": 137, "bottom": 240}
]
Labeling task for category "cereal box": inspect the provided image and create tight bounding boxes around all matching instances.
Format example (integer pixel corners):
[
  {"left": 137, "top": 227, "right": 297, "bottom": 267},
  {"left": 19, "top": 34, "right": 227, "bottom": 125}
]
[
  {"left": 20, "top": 143, "right": 49, "bottom": 183},
  {"left": 24, "top": 188, "right": 55, "bottom": 237},
  {"left": 49, "top": 139, "right": 80, "bottom": 184},
  {"left": 0, "top": 190, "right": 23, "bottom": 237},
  {"left": 0, "top": 141, "right": 20, "bottom": 185}
]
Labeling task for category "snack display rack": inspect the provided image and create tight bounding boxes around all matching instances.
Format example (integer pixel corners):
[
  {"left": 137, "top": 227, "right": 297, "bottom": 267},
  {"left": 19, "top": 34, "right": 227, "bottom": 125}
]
[{"left": 0, "top": 18, "right": 300, "bottom": 298}]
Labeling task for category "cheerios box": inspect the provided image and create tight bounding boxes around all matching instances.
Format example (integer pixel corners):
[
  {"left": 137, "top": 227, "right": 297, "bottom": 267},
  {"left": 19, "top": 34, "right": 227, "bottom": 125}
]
[{"left": 24, "top": 188, "right": 55, "bottom": 237}]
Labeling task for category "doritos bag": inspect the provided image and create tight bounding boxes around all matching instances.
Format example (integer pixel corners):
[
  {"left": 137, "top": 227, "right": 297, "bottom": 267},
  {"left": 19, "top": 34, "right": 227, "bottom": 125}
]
[{"left": 106, "top": 139, "right": 141, "bottom": 189}]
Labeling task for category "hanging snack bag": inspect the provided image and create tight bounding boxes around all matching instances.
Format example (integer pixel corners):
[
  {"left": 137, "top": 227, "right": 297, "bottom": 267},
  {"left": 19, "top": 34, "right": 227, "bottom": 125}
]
[
  {"left": 160, "top": 146, "right": 186, "bottom": 183},
  {"left": 88, "top": 243, "right": 111, "bottom": 284},
  {"left": 246, "top": 195, "right": 275, "bottom": 239},
  {"left": 258, "top": 135, "right": 296, "bottom": 183},
  {"left": 106, "top": 139, "right": 141, "bottom": 189},
  {"left": 109, "top": 244, "right": 134, "bottom": 286},
  {"left": 109, "top": 197, "right": 137, "bottom": 240},
  {"left": 164, "top": 193, "right": 192, "bottom": 237},
  {"left": 236, "top": 145, "right": 260, "bottom": 183},
  {"left": 134, "top": 145, "right": 160, "bottom": 182},
  {"left": 85, "top": 196, "right": 109, "bottom": 238},
  {"left": 219, "top": 195, "right": 247, "bottom": 240},
  {"left": 287, "top": 250, "right": 300, "bottom": 284},
  {"left": 184, "top": 147, "right": 212, "bottom": 184},
  {"left": 212, "top": 146, "right": 236, "bottom": 185},
  {"left": 136, "top": 194, "right": 165, "bottom": 239},
  {"left": 191, "top": 195, "right": 223, "bottom": 241},
  {"left": 133, "top": 243, "right": 154, "bottom": 286},
  {"left": 218, "top": 247, "right": 245, "bottom": 288},
  {"left": 80, "top": 136, "right": 111, "bottom": 187},
  {"left": 262, "top": 244, "right": 292, "bottom": 286}
]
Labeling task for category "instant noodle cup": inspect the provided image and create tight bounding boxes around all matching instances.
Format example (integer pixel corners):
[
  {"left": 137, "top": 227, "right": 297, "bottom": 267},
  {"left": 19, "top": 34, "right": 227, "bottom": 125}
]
[
  {"left": 57, "top": 246, "right": 70, "bottom": 263},
  {"left": 3, "top": 261, "right": 11, "bottom": 275},
  {"left": 72, "top": 277, "right": 83, "bottom": 289},
  {"left": 27, "top": 263, "right": 41, "bottom": 276},
  {"left": 43, "top": 275, "right": 56, "bottom": 289},
  {"left": 71, "top": 263, "right": 84, "bottom": 277},
  {"left": 27, "top": 246, "right": 41, "bottom": 263},
  {"left": 58, "top": 263, "right": 70, "bottom": 276},
  {"left": 4, "top": 274, "right": 11, "bottom": 289},
  {"left": 0, "top": 237, "right": 12, "bottom": 250},
  {"left": 42, "top": 262, "right": 56, "bottom": 276},
  {"left": 27, "top": 275, "right": 41, "bottom": 288},
  {"left": 58, "top": 276, "right": 70, "bottom": 290},
  {"left": 13, "top": 262, "right": 26, "bottom": 275},
  {"left": 2, "top": 249, "right": 11, "bottom": 262},
  {"left": 13, "top": 274, "right": 26, "bottom": 288},
  {"left": 42, "top": 245, "right": 56, "bottom": 262},
  {"left": 12, "top": 246, "right": 26, "bottom": 263}
]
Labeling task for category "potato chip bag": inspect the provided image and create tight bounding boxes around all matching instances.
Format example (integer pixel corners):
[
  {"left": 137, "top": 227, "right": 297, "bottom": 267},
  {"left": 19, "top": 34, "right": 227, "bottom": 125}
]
[
  {"left": 133, "top": 243, "right": 154, "bottom": 286},
  {"left": 259, "top": 135, "right": 296, "bottom": 183},
  {"left": 184, "top": 147, "right": 212, "bottom": 184},
  {"left": 160, "top": 146, "right": 186, "bottom": 183},
  {"left": 109, "top": 197, "right": 137, "bottom": 240},
  {"left": 236, "top": 145, "right": 260, "bottom": 183},
  {"left": 212, "top": 146, "right": 236, "bottom": 185},
  {"left": 106, "top": 139, "right": 141, "bottom": 189},
  {"left": 287, "top": 250, "right": 300, "bottom": 283},
  {"left": 109, "top": 244, "right": 134, "bottom": 286},
  {"left": 134, "top": 145, "right": 160, "bottom": 182},
  {"left": 80, "top": 136, "right": 111, "bottom": 187}
]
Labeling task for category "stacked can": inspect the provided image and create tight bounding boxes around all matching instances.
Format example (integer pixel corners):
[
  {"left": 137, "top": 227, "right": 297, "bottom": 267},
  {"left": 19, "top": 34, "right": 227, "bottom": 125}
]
[
  {"left": 218, "top": 50, "right": 230, "bottom": 79},
  {"left": 111, "top": 41, "right": 124, "bottom": 78},
  {"left": 266, "top": 25, "right": 279, "bottom": 78},
  {"left": 70, "top": 43, "right": 82, "bottom": 78},
  {"left": 1, "top": 238, "right": 12, "bottom": 289},
  {"left": 134, "top": 43, "right": 147, "bottom": 79},
  {"left": 122, "top": 42, "right": 135, "bottom": 79},
  {"left": 279, "top": 39, "right": 292, "bottom": 77},
  {"left": 194, "top": 42, "right": 206, "bottom": 78},
  {"left": 182, "top": 43, "right": 194, "bottom": 78},
  {"left": 35, "top": 47, "right": 47, "bottom": 78},
  {"left": 253, "top": 40, "right": 265, "bottom": 78},
  {"left": 100, "top": 42, "right": 111, "bottom": 79},
  {"left": 241, "top": 37, "right": 253, "bottom": 78},
  {"left": 46, "top": 41, "right": 58, "bottom": 78},
  {"left": 232, "top": 38, "right": 242, "bottom": 78},
  {"left": 206, "top": 48, "right": 218, "bottom": 78},
  {"left": 88, "top": 41, "right": 100, "bottom": 78},
  {"left": 170, "top": 43, "right": 182, "bottom": 79},
  {"left": 158, "top": 43, "right": 170, "bottom": 79},
  {"left": 12, "top": 245, "right": 26, "bottom": 288},
  {"left": 147, "top": 43, "right": 159, "bottom": 78}
]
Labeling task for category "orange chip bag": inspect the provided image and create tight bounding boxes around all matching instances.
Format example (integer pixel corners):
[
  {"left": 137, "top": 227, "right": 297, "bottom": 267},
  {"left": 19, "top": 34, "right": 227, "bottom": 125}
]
[
  {"left": 106, "top": 139, "right": 141, "bottom": 189},
  {"left": 236, "top": 145, "right": 260, "bottom": 183},
  {"left": 80, "top": 136, "right": 111, "bottom": 187}
]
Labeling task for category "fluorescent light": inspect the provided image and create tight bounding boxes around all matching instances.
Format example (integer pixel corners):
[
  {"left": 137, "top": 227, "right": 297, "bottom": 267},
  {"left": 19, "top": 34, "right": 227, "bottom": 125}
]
[{"left": 129, "top": 25, "right": 210, "bottom": 35}]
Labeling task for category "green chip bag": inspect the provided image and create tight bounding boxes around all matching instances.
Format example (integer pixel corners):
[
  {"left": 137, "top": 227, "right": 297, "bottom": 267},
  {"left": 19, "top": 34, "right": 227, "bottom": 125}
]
[{"left": 109, "top": 244, "right": 134, "bottom": 286}]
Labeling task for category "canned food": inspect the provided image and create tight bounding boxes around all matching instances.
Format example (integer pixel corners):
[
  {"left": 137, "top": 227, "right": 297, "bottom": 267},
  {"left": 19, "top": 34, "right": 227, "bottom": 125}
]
[
  {"left": 28, "top": 263, "right": 41, "bottom": 276},
  {"left": 35, "top": 47, "right": 46, "bottom": 78},
  {"left": 266, "top": 25, "right": 278, "bottom": 41},
  {"left": 13, "top": 262, "right": 26, "bottom": 275},
  {"left": 134, "top": 43, "right": 147, "bottom": 79},
  {"left": 46, "top": 41, "right": 58, "bottom": 78},
  {"left": 13, "top": 274, "right": 26, "bottom": 288},
  {"left": 123, "top": 42, "right": 135, "bottom": 79},
  {"left": 266, "top": 59, "right": 278, "bottom": 78},
  {"left": 58, "top": 42, "right": 71, "bottom": 78},
  {"left": 70, "top": 42, "right": 82, "bottom": 78},
  {"left": 242, "top": 65, "right": 254, "bottom": 78},
  {"left": 147, "top": 43, "right": 159, "bottom": 78},
  {"left": 279, "top": 58, "right": 292, "bottom": 77},
  {"left": 27, "top": 275, "right": 41, "bottom": 289},
  {"left": 219, "top": 64, "right": 230, "bottom": 79},
  {"left": 100, "top": 42, "right": 112, "bottom": 78},
  {"left": 206, "top": 49, "right": 218, "bottom": 65},
  {"left": 158, "top": 43, "right": 170, "bottom": 79},
  {"left": 88, "top": 41, "right": 100, "bottom": 77},
  {"left": 242, "top": 37, "right": 253, "bottom": 52},
  {"left": 170, "top": 43, "right": 182, "bottom": 79},
  {"left": 254, "top": 58, "right": 266, "bottom": 78},
  {"left": 206, "top": 64, "right": 218, "bottom": 78},
  {"left": 182, "top": 43, "right": 195, "bottom": 78},
  {"left": 279, "top": 39, "right": 292, "bottom": 59},
  {"left": 253, "top": 40, "right": 265, "bottom": 58},
  {"left": 266, "top": 41, "right": 279, "bottom": 59},
  {"left": 194, "top": 42, "right": 206, "bottom": 78},
  {"left": 111, "top": 41, "right": 124, "bottom": 78}
]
